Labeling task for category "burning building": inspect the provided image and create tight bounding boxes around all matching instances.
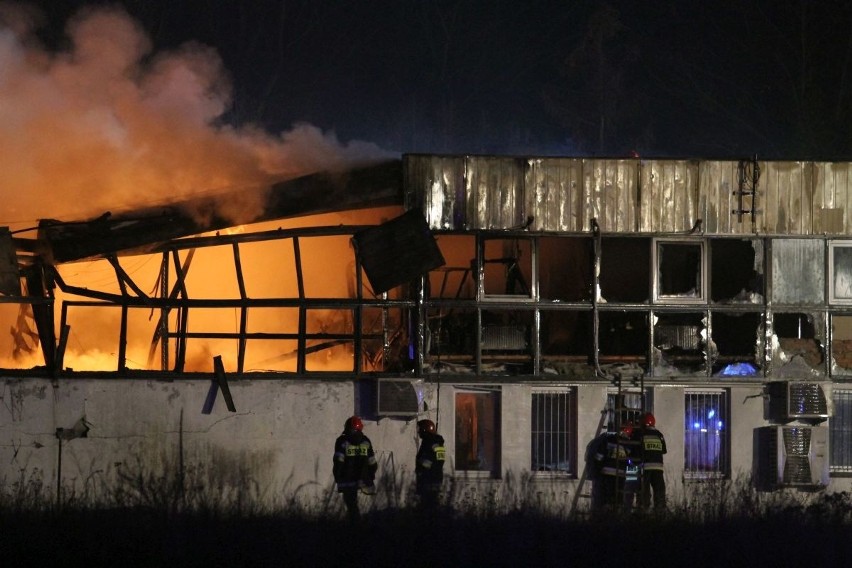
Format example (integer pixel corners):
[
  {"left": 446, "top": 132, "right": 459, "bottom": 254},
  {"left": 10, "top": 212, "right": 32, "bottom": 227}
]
[{"left": 2, "top": 153, "right": 852, "bottom": 512}]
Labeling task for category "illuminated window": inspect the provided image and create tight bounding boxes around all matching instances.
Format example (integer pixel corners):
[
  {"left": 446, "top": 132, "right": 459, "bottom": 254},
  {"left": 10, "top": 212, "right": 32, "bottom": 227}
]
[
  {"left": 654, "top": 239, "right": 706, "bottom": 303},
  {"left": 531, "top": 390, "right": 577, "bottom": 474},
  {"left": 684, "top": 390, "right": 729, "bottom": 479},
  {"left": 830, "top": 390, "right": 852, "bottom": 474},
  {"left": 455, "top": 390, "right": 501, "bottom": 475}
]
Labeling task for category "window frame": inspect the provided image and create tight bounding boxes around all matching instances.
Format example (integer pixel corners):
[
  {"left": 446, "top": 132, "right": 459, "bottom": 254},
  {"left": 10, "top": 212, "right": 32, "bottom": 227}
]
[
  {"left": 829, "top": 240, "right": 852, "bottom": 304},
  {"left": 830, "top": 388, "right": 852, "bottom": 475},
  {"left": 653, "top": 238, "right": 707, "bottom": 304},
  {"left": 530, "top": 388, "right": 578, "bottom": 477},
  {"left": 453, "top": 387, "right": 502, "bottom": 478},
  {"left": 479, "top": 236, "right": 536, "bottom": 301},
  {"left": 683, "top": 388, "right": 730, "bottom": 480}
]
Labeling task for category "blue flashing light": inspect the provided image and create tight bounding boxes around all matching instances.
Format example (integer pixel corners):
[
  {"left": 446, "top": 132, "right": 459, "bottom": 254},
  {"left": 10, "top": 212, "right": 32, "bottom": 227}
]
[
  {"left": 693, "top": 422, "right": 701, "bottom": 430},
  {"left": 708, "top": 409, "right": 716, "bottom": 419},
  {"left": 718, "top": 362, "right": 758, "bottom": 376}
]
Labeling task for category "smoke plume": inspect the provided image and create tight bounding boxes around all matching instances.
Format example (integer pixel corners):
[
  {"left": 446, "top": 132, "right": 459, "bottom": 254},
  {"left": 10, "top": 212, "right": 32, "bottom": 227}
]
[{"left": 0, "top": 3, "right": 394, "bottom": 232}]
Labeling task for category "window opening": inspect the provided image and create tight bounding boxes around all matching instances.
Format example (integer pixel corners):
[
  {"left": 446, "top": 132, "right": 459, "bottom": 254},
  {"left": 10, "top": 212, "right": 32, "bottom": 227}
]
[
  {"left": 428, "top": 235, "right": 475, "bottom": 300},
  {"left": 455, "top": 390, "right": 501, "bottom": 475},
  {"left": 654, "top": 239, "right": 705, "bottom": 303},
  {"left": 831, "top": 315, "right": 852, "bottom": 376},
  {"left": 605, "top": 391, "right": 647, "bottom": 433},
  {"left": 772, "top": 312, "right": 824, "bottom": 375},
  {"left": 710, "top": 312, "right": 761, "bottom": 376},
  {"left": 684, "top": 390, "right": 729, "bottom": 479},
  {"left": 653, "top": 312, "right": 705, "bottom": 376},
  {"left": 538, "top": 236, "right": 592, "bottom": 302},
  {"left": 482, "top": 237, "right": 533, "bottom": 298},
  {"left": 830, "top": 390, "right": 852, "bottom": 474},
  {"left": 711, "top": 239, "right": 763, "bottom": 303},
  {"left": 599, "top": 237, "right": 649, "bottom": 302},
  {"left": 531, "top": 390, "right": 577, "bottom": 474},
  {"left": 829, "top": 241, "right": 852, "bottom": 304}
]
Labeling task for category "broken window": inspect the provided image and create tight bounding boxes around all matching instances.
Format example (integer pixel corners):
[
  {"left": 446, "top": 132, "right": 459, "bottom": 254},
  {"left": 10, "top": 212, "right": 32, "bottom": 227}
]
[
  {"left": 482, "top": 237, "right": 533, "bottom": 298},
  {"left": 531, "top": 389, "right": 577, "bottom": 474},
  {"left": 455, "top": 389, "right": 501, "bottom": 475},
  {"left": 538, "top": 236, "right": 592, "bottom": 302},
  {"left": 598, "top": 312, "right": 648, "bottom": 365},
  {"left": 540, "top": 309, "right": 592, "bottom": 359},
  {"left": 654, "top": 239, "right": 705, "bottom": 303},
  {"left": 831, "top": 315, "right": 852, "bottom": 376},
  {"left": 772, "top": 312, "right": 824, "bottom": 375},
  {"left": 425, "top": 307, "right": 476, "bottom": 369},
  {"left": 361, "top": 306, "right": 410, "bottom": 372},
  {"left": 710, "top": 312, "right": 762, "bottom": 376},
  {"left": 684, "top": 390, "right": 729, "bottom": 480},
  {"left": 480, "top": 308, "right": 534, "bottom": 375},
  {"left": 829, "top": 241, "right": 852, "bottom": 304},
  {"left": 654, "top": 312, "right": 705, "bottom": 375},
  {"left": 711, "top": 239, "right": 763, "bottom": 302},
  {"left": 830, "top": 389, "right": 852, "bottom": 474},
  {"left": 428, "top": 235, "right": 475, "bottom": 300},
  {"left": 304, "top": 307, "right": 355, "bottom": 372},
  {"left": 599, "top": 237, "right": 649, "bottom": 302}
]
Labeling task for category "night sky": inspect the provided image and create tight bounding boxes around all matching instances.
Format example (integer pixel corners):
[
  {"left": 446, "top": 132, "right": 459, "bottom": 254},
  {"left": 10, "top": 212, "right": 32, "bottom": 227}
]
[{"left": 12, "top": 0, "right": 852, "bottom": 160}]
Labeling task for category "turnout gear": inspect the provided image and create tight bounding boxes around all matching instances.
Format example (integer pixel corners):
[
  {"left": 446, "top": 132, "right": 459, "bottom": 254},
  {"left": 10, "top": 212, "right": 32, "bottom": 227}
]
[
  {"left": 333, "top": 420, "right": 377, "bottom": 522},
  {"left": 636, "top": 419, "right": 667, "bottom": 509},
  {"left": 415, "top": 420, "right": 446, "bottom": 511}
]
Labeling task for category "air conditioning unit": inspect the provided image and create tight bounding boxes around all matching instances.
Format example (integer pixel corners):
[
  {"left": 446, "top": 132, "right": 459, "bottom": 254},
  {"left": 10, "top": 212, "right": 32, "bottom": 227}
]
[
  {"left": 756, "top": 426, "right": 829, "bottom": 489},
  {"left": 377, "top": 378, "right": 424, "bottom": 416},
  {"left": 766, "top": 381, "right": 831, "bottom": 423}
]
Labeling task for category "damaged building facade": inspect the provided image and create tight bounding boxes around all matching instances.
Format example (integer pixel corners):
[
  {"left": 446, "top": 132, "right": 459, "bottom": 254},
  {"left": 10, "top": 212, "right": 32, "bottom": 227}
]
[{"left": 1, "top": 154, "right": 852, "bottom": 512}]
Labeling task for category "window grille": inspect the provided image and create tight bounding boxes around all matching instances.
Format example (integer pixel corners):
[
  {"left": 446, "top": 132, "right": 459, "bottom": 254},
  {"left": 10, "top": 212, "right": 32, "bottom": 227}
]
[
  {"left": 830, "top": 390, "right": 852, "bottom": 474},
  {"left": 605, "top": 391, "right": 645, "bottom": 433},
  {"left": 684, "top": 390, "right": 729, "bottom": 479},
  {"left": 531, "top": 390, "right": 577, "bottom": 474}
]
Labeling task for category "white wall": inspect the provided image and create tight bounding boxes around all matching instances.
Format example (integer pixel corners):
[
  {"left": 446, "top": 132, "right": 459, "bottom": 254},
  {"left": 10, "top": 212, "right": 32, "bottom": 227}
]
[{"left": 1, "top": 377, "right": 848, "bottom": 514}]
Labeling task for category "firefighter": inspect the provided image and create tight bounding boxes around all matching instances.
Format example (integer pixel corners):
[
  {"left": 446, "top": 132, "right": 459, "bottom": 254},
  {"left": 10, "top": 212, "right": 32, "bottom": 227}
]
[
  {"left": 415, "top": 419, "right": 446, "bottom": 512},
  {"left": 594, "top": 422, "right": 639, "bottom": 511},
  {"left": 636, "top": 412, "right": 667, "bottom": 509},
  {"left": 333, "top": 415, "right": 378, "bottom": 522}
]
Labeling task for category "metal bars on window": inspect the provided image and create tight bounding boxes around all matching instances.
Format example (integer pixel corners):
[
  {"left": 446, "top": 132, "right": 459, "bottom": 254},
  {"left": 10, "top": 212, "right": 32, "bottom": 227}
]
[
  {"left": 684, "top": 390, "right": 729, "bottom": 479},
  {"left": 830, "top": 390, "right": 852, "bottom": 473},
  {"left": 531, "top": 390, "right": 577, "bottom": 474}
]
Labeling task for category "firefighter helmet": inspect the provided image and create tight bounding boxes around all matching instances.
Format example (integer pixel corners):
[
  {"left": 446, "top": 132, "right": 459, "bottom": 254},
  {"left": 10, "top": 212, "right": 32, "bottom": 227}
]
[
  {"left": 619, "top": 422, "right": 634, "bottom": 438},
  {"left": 417, "top": 419, "right": 436, "bottom": 435},
  {"left": 642, "top": 412, "right": 656, "bottom": 428},
  {"left": 345, "top": 416, "right": 364, "bottom": 433}
]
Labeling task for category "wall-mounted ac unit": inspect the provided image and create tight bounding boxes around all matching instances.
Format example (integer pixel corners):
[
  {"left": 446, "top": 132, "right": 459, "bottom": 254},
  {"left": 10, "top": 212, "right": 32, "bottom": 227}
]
[
  {"left": 756, "top": 425, "right": 829, "bottom": 489},
  {"left": 377, "top": 379, "right": 423, "bottom": 416},
  {"left": 766, "top": 381, "right": 831, "bottom": 423}
]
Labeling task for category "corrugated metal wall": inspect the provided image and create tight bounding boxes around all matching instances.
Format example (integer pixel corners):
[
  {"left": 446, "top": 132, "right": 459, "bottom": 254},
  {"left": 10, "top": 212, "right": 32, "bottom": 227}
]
[{"left": 405, "top": 155, "right": 852, "bottom": 235}]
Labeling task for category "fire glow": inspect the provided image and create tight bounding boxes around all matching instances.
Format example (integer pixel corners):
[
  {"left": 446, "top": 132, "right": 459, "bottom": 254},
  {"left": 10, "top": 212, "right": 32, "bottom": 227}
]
[{"left": 0, "top": 4, "right": 396, "bottom": 373}]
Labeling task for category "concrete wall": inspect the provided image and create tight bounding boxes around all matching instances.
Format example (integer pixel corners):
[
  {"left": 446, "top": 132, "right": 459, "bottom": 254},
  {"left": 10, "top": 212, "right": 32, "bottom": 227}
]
[{"left": 1, "top": 377, "right": 848, "bottom": 515}]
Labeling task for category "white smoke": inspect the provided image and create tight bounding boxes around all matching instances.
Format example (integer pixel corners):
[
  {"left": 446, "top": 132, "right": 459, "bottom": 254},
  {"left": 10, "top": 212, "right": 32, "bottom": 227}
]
[{"left": 0, "top": 3, "right": 395, "bottom": 231}]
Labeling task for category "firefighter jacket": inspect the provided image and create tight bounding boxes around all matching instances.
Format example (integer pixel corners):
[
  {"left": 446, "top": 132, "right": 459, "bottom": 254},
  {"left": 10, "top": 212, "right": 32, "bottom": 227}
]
[
  {"left": 594, "top": 433, "right": 640, "bottom": 480},
  {"left": 415, "top": 432, "right": 446, "bottom": 494},
  {"left": 333, "top": 431, "right": 378, "bottom": 492},
  {"left": 636, "top": 426, "right": 667, "bottom": 471}
]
